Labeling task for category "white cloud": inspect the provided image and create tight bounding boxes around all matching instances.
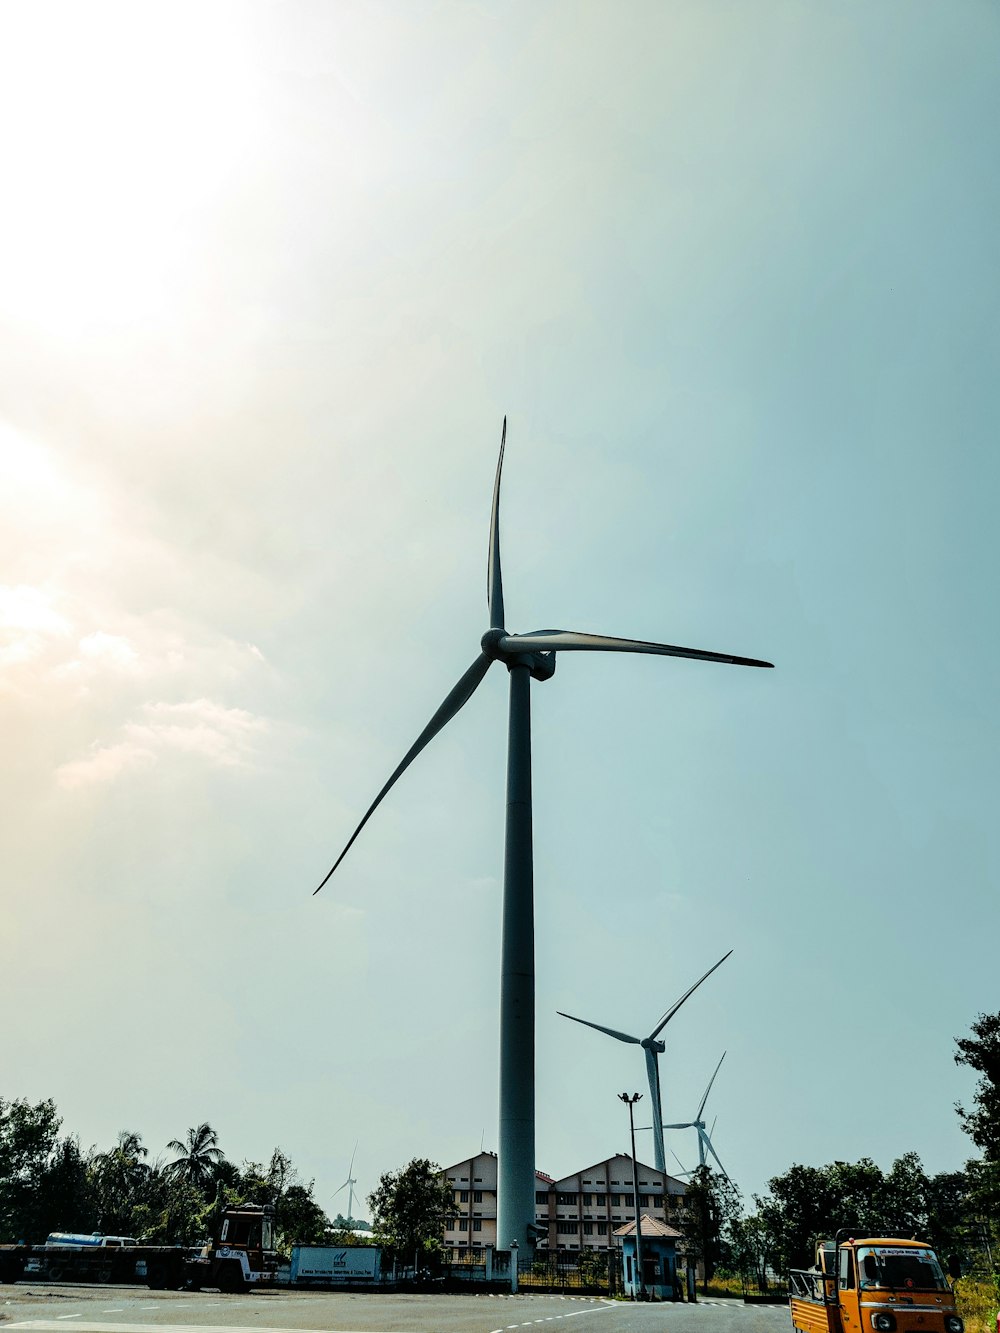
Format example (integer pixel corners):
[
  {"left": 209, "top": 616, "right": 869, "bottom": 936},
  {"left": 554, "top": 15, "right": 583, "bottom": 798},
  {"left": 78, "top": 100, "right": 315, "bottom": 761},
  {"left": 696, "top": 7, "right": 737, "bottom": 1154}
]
[
  {"left": 56, "top": 698, "right": 268, "bottom": 789},
  {"left": 55, "top": 740, "right": 157, "bottom": 789}
]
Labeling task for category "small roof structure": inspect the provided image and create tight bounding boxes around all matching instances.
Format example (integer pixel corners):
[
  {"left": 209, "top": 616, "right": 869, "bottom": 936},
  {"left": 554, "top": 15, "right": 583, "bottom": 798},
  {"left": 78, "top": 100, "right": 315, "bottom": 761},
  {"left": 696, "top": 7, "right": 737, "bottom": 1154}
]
[{"left": 613, "top": 1215, "right": 684, "bottom": 1240}]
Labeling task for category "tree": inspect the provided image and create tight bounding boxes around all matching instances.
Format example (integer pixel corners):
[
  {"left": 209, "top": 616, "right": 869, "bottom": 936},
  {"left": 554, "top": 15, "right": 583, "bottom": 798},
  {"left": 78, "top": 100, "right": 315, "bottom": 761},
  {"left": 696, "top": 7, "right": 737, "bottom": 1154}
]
[
  {"left": 746, "top": 1155, "right": 939, "bottom": 1275},
  {"left": 90, "top": 1131, "right": 156, "bottom": 1236},
  {"left": 679, "top": 1166, "right": 742, "bottom": 1289},
  {"left": 0, "top": 1097, "right": 63, "bottom": 1241},
  {"left": 367, "top": 1158, "right": 455, "bottom": 1264},
  {"left": 956, "top": 1013, "right": 1000, "bottom": 1160},
  {"left": 32, "top": 1137, "right": 97, "bottom": 1239},
  {"left": 165, "top": 1123, "right": 224, "bottom": 1190}
]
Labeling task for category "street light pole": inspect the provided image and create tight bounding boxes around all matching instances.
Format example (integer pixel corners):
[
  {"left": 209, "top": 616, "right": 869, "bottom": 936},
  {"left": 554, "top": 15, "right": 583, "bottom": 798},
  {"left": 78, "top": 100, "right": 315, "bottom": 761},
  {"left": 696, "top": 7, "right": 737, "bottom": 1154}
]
[{"left": 619, "top": 1093, "right": 645, "bottom": 1301}]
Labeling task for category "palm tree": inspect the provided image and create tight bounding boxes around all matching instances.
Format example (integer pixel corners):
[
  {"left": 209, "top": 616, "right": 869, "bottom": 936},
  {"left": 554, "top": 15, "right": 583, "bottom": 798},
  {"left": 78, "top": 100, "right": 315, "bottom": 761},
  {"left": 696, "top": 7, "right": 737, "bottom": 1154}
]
[
  {"left": 164, "top": 1123, "right": 224, "bottom": 1188},
  {"left": 91, "top": 1131, "right": 151, "bottom": 1235}
]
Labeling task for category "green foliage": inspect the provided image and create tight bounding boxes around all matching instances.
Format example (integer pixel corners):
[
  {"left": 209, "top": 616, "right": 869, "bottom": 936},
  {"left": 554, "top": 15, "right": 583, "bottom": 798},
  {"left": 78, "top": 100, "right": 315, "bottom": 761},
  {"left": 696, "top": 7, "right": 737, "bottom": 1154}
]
[
  {"left": 0, "top": 1096, "right": 63, "bottom": 1241},
  {"left": 164, "top": 1123, "right": 224, "bottom": 1189},
  {"left": 956, "top": 1013, "right": 1000, "bottom": 1160},
  {"left": 367, "top": 1158, "right": 454, "bottom": 1261},
  {"left": 678, "top": 1166, "right": 743, "bottom": 1287},
  {"left": 742, "top": 1153, "right": 970, "bottom": 1275}
]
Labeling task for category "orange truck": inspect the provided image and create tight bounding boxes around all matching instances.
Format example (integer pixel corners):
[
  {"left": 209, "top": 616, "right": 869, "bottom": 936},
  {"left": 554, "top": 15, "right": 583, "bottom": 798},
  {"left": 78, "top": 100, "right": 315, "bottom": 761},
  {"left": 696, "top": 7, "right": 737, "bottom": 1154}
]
[{"left": 790, "top": 1233, "right": 963, "bottom": 1333}]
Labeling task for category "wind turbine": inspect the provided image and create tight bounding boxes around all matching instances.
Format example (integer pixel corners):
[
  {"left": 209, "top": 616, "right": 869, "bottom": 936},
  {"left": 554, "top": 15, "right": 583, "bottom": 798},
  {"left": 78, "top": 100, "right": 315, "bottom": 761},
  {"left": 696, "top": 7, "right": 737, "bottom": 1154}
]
[
  {"left": 663, "top": 1051, "right": 729, "bottom": 1178},
  {"left": 331, "top": 1144, "right": 359, "bottom": 1229},
  {"left": 557, "top": 949, "right": 732, "bottom": 1176},
  {"left": 314, "top": 420, "right": 772, "bottom": 1250}
]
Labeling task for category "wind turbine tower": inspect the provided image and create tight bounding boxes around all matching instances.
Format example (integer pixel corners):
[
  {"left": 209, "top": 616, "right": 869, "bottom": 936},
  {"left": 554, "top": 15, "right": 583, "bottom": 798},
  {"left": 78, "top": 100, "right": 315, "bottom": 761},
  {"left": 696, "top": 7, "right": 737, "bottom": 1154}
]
[
  {"left": 314, "top": 421, "right": 772, "bottom": 1251},
  {"left": 557, "top": 949, "right": 732, "bottom": 1175}
]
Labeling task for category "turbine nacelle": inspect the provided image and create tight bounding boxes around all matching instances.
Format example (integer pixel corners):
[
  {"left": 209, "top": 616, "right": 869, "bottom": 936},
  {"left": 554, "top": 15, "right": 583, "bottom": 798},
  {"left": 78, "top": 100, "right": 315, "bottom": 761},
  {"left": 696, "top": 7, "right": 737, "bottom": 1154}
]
[
  {"left": 641, "top": 1037, "right": 666, "bottom": 1055},
  {"left": 481, "top": 627, "right": 557, "bottom": 680}
]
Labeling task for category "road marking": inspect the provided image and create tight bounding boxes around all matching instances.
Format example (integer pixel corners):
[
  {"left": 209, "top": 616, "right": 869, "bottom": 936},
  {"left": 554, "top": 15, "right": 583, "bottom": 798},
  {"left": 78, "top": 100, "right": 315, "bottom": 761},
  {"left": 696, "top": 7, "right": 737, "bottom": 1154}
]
[
  {"left": 5, "top": 1325, "right": 434, "bottom": 1333},
  {"left": 100, "top": 1312, "right": 125, "bottom": 1315}
]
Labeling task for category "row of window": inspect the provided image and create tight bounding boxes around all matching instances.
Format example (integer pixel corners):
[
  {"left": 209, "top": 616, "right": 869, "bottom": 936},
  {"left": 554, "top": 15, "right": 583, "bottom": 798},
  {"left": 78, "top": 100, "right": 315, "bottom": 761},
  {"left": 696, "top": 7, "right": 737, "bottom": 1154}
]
[
  {"left": 453, "top": 1190, "right": 485, "bottom": 1203},
  {"left": 536, "top": 1191, "right": 664, "bottom": 1208},
  {"left": 555, "top": 1222, "right": 617, "bottom": 1236},
  {"left": 448, "top": 1218, "right": 484, "bottom": 1232}
]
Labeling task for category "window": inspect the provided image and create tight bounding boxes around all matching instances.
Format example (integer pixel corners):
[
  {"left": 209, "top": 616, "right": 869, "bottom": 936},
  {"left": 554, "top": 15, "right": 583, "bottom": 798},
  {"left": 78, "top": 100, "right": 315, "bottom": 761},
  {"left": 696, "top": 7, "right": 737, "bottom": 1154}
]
[
  {"left": 856, "top": 1247, "right": 947, "bottom": 1292},
  {"left": 535, "top": 1191, "right": 548, "bottom": 1205},
  {"left": 582, "top": 1193, "right": 593, "bottom": 1206},
  {"left": 583, "top": 1223, "right": 593, "bottom": 1236},
  {"left": 557, "top": 1192, "right": 578, "bottom": 1205},
  {"left": 473, "top": 1190, "right": 483, "bottom": 1202},
  {"left": 474, "top": 1177, "right": 482, "bottom": 1182},
  {"left": 459, "top": 1190, "right": 469, "bottom": 1203},
  {"left": 595, "top": 1194, "right": 606, "bottom": 1207},
  {"left": 839, "top": 1248, "right": 854, "bottom": 1290},
  {"left": 610, "top": 1195, "right": 621, "bottom": 1207},
  {"left": 473, "top": 1220, "right": 482, "bottom": 1232},
  {"left": 639, "top": 1195, "right": 650, "bottom": 1207},
  {"left": 557, "top": 1222, "right": 579, "bottom": 1235}
]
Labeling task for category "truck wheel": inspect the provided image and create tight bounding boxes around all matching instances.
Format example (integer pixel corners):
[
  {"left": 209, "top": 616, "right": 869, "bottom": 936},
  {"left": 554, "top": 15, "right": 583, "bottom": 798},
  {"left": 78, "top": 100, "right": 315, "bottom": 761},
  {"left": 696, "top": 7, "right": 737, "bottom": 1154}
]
[{"left": 217, "top": 1263, "right": 246, "bottom": 1294}]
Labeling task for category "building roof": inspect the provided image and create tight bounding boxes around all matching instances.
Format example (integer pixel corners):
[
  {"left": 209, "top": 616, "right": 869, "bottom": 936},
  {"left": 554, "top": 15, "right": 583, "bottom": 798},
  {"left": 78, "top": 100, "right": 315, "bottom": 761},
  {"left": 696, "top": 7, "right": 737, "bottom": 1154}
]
[{"left": 613, "top": 1215, "right": 684, "bottom": 1240}]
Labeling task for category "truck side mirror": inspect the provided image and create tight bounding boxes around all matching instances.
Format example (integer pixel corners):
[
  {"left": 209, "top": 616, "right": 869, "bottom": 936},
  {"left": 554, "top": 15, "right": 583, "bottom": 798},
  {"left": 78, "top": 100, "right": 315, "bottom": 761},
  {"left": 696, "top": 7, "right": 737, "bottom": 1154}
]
[
  {"left": 947, "top": 1255, "right": 961, "bottom": 1280},
  {"left": 863, "top": 1256, "right": 879, "bottom": 1282}
]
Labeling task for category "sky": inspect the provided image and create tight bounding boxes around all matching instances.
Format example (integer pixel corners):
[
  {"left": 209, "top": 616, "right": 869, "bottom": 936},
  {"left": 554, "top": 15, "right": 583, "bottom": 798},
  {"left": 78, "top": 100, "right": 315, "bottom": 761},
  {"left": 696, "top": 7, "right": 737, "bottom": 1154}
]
[{"left": 1, "top": 0, "right": 998, "bottom": 1218}]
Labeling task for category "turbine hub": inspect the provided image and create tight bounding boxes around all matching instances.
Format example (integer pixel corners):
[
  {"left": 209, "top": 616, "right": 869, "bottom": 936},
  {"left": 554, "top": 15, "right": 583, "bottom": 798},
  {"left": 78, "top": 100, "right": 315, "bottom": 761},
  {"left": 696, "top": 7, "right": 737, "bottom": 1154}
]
[
  {"left": 481, "top": 627, "right": 506, "bottom": 660},
  {"left": 480, "top": 628, "right": 557, "bottom": 682}
]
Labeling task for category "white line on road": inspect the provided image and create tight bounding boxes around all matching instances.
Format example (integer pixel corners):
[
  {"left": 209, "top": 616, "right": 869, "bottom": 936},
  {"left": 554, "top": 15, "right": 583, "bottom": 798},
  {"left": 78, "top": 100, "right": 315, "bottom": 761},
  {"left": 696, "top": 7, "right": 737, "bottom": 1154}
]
[{"left": 4, "top": 1324, "right": 435, "bottom": 1333}]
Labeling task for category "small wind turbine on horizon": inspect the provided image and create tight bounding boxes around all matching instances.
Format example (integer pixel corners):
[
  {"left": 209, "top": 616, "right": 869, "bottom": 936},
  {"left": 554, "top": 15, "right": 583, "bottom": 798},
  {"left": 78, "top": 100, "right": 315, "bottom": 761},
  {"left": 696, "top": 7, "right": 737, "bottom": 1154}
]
[
  {"left": 662, "top": 1052, "right": 730, "bottom": 1179},
  {"left": 313, "top": 419, "right": 772, "bottom": 1249},
  {"left": 557, "top": 950, "right": 732, "bottom": 1177},
  {"left": 330, "top": 1144, "right": 360, "bottom": 1228}
]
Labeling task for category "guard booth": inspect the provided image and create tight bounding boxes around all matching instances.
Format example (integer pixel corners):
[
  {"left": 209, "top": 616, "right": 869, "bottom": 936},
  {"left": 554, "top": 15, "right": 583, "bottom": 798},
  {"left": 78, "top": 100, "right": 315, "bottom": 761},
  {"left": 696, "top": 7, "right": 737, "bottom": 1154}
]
[{"left": 613, "top": 1216, "right": 684, "bottom": 1301}]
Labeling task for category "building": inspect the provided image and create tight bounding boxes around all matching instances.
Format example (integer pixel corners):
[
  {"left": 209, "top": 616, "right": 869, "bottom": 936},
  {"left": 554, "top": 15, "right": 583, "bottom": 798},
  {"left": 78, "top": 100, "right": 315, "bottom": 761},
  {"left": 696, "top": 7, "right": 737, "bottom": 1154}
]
[
  {"left": 441, "top": 1150, "right": 686, "bottom": 1259},
  {"left": 614, "top": 1216, "right": 685, "bottom": 1300}
]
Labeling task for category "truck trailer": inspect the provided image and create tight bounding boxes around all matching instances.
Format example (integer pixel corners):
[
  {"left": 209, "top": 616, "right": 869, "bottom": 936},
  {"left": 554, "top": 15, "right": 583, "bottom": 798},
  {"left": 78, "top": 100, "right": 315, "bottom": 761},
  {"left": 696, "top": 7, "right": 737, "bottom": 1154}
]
[{"left": 0, "top": 1204, "right": 280, "bottom": 1294}]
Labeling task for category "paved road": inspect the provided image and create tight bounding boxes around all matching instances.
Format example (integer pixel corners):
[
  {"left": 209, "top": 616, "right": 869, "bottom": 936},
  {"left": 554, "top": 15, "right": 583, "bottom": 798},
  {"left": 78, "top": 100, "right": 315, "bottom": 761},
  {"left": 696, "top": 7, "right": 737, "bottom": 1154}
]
[{"left": 1, "top": 1284, "right": 791, "bottom": 1333}]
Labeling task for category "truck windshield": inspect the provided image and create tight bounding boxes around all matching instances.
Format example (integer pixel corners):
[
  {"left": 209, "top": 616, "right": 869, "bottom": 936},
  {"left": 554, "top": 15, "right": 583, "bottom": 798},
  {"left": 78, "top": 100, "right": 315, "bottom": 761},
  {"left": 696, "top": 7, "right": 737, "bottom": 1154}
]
[{"left": 858, "top": 1247, "right": 948, "bottom": 1290}]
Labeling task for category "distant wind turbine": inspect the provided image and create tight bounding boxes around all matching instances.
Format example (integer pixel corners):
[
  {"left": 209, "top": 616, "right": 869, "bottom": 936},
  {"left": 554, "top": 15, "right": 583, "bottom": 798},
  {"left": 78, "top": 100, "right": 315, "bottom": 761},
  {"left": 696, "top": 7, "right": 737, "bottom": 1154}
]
[
  {"left": 313, "top": 420, "right": 772, "bottom": 1249},
  {"left": 331, "top": 1144, "right": 359, "bottom": 1228},
  {"left": 663, "top": 1052, "right": 729, "bottom": 1178},
  {"left": 557, "top": 950, "right": 732, "bottom": 1176}
]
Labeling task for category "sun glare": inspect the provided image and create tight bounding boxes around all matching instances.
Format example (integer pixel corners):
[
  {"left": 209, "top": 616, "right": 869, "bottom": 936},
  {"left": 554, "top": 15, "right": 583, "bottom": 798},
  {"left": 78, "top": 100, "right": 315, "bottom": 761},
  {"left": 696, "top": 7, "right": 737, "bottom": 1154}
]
[{"left": 0, "top": 1, "right": 260, "bottom": 338}]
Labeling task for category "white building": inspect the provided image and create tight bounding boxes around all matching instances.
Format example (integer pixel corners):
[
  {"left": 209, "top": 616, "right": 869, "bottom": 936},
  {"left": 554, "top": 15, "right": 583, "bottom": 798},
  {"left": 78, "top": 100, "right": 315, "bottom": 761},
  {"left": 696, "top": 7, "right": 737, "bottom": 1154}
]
[{"left": 441, "top": 1150, "right": 687, "bottom": 1258}]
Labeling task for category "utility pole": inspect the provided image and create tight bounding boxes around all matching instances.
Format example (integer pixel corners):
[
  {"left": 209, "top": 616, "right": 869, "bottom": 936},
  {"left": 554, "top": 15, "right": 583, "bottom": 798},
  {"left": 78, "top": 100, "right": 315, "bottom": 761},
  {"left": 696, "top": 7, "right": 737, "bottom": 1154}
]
[{"left": 619, "top": 1093, "right": 645, "bottom": 1301}]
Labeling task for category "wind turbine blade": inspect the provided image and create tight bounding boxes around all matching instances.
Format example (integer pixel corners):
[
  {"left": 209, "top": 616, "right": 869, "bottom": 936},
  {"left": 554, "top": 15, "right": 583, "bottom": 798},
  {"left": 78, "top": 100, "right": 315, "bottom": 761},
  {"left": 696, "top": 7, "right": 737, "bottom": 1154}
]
[
  {"left": 487, "top": 418, "right": 506, "bottom": 630},
  {"left": 556, "top": 1011, "right": 641, "bottom": 1045},
  {"left": 348, "top": 1142, "right": 358, "bottom": 1178},
  {"left": 331, "top": 1181, "right": 348, "bottom": 1198},
  {"left": 670, "top": 1149, "right": 692, "bottom": 1177},
  {"left": 313, "top": 652, "right": 493, "bottom": 894},
  {"left": 701, "top": 1128, "right": 729, "bottom": 1180},
  {"left": 649, "top": 951, "right": 733, "bottom": 1041},
  {"left": 499, "top": 629, "right": 772, "bottom": 669},
  {"left": 696, "top": 1052, "right": 727, "bottom": 1120},
  {"left": 661, "top": 1121, "right": 695, "bottom": 1130}
]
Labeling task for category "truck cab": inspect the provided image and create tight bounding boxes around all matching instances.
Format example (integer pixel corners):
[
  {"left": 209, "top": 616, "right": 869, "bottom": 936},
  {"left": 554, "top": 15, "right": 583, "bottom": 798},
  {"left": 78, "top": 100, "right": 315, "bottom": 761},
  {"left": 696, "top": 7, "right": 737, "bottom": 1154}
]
[
  {"left": 790, "top": 1234, "right": 962, "bottom": 1333},
  {"left": 187, "top": 1204, "right": 279, "bottom": 1293}
]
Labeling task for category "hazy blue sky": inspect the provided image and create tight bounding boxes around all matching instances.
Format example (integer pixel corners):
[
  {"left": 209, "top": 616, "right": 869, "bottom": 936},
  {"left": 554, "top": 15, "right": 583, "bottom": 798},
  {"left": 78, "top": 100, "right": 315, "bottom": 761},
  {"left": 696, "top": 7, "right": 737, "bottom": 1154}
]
[{"left": 1, "top": 0, "right": 997, "bottom": 1211}]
